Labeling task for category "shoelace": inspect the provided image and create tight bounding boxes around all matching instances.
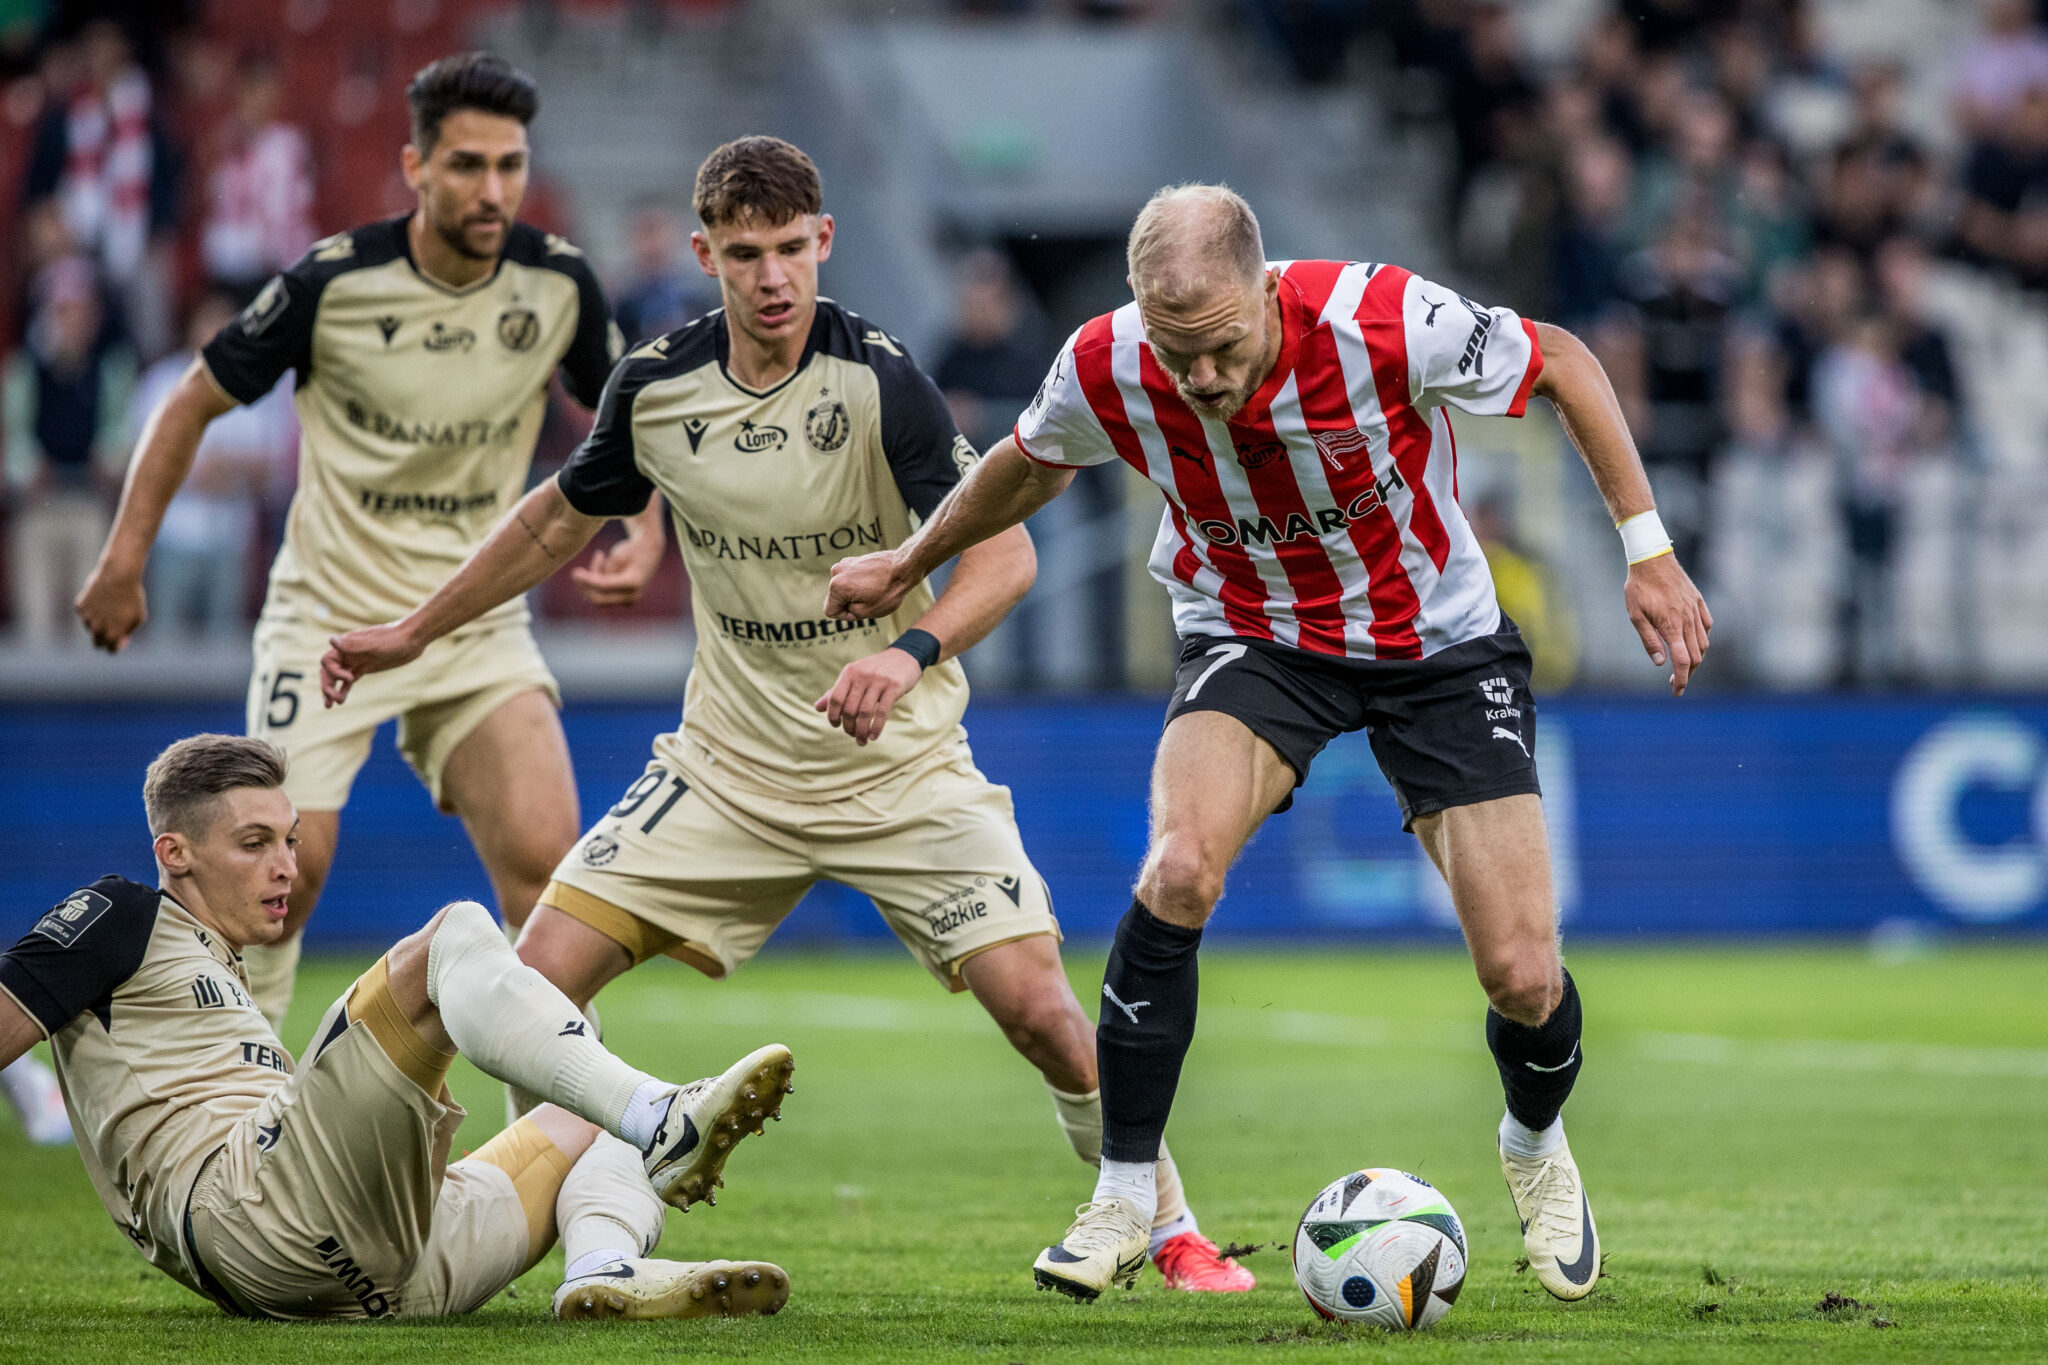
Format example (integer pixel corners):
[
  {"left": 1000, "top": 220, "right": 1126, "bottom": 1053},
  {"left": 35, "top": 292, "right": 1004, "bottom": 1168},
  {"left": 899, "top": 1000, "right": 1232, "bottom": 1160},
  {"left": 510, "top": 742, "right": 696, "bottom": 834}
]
[
  {"left": 1060, "top": 1200, "right": 1148, "bottom": 1252},
  {"left": 1508, "top": 1157, "right": 1581, "bottom": 1243}
]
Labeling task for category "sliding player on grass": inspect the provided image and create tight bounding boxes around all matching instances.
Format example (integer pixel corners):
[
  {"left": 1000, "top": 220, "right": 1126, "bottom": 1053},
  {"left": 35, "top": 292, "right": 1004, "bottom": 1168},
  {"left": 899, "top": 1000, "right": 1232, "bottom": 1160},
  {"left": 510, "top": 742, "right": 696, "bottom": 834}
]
[
  {"left": 322, "top": 137, "right": 1252, "bottom": 1292},
  {"left": 75, "top": 54, "right": 659, "bottom": 1033},
  {"left": 0, "top": 734, "right": 795, "bottom": 1322},
  {"left": 825, "top": 185, "right": 1712, "bottom": 1302}
]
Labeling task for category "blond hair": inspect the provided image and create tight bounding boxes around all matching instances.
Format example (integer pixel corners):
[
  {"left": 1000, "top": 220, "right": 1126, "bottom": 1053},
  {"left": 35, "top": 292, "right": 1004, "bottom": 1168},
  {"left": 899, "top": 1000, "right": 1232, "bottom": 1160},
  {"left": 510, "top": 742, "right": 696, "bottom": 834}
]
[{"left": 1126, "top": 184, "right": 1266, "bottom": 309}]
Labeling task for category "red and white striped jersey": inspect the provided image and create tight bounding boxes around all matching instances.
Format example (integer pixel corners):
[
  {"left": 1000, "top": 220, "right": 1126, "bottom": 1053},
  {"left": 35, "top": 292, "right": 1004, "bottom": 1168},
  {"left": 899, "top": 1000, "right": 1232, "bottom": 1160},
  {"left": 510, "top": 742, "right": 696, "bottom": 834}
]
[{"left": 1013, "top": 261, "right": 1544, "bottom": 660}]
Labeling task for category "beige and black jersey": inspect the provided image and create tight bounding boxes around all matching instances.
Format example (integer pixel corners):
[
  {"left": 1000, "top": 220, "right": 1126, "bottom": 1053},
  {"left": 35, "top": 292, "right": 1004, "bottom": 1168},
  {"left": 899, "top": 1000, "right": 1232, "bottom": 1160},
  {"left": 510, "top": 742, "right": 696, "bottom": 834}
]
[
  {"left": 557, "top": 300, "right": 977, "bottom": 799},
  {"left": 202, "top": 216, "right": 619, "bottom": 632},
  {"left": 0, "top": 877, "right": 288, "bottom": 1300}
]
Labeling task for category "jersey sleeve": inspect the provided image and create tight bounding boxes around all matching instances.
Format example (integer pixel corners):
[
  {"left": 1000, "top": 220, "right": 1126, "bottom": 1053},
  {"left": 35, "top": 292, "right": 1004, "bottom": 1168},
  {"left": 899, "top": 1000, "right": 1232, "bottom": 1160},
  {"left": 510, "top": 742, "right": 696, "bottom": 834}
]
[
  {"left": 553, "top": 251, "right": 623, "bottom": 410},
  {"left": 870, "top": 332, "right": 973, "bottom": 520},
  {"left": 1012, "top": 330, "right": 1119, "bottom": 468},
  {"left": 0, "top": 876, "right": 159, "bottom": 1036},
  {"left": 556, "top": 355, "right": 656, "bottom": 517},
  {"left": 1402, "top": 275, "right": 1544, "bottom": 418},
  {"left": 199, "top": 256, "right": 325, "bottom": 405}
]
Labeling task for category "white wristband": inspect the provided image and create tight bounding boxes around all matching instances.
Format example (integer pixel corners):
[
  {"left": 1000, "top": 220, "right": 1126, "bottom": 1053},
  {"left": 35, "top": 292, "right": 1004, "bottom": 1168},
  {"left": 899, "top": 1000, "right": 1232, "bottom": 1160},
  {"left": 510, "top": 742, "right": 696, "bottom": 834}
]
[{"left": 1616, "top": 510, "right": 1673, "bottom": 565}]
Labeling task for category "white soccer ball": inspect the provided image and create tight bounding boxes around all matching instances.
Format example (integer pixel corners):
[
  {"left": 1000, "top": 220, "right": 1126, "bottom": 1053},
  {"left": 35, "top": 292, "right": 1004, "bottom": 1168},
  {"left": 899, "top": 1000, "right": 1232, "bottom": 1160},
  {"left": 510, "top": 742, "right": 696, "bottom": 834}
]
[{"left": 1291, "top": 1168, "right": 1468, "bottom": 1330}]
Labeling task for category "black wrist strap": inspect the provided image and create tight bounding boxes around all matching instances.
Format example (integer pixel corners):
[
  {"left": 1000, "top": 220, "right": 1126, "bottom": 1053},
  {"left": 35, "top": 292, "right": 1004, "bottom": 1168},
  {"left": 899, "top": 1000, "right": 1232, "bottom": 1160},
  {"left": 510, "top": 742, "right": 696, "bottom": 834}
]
[{"left": 889, "top": 628, "right": 941, "bottom": 671}]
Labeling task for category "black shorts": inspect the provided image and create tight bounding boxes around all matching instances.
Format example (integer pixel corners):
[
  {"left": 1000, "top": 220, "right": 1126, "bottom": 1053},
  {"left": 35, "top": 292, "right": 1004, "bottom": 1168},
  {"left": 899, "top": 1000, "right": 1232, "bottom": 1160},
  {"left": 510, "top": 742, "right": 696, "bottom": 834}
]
[{"left": 1164, "top": 621, "right": 1540, "bottom": 828}]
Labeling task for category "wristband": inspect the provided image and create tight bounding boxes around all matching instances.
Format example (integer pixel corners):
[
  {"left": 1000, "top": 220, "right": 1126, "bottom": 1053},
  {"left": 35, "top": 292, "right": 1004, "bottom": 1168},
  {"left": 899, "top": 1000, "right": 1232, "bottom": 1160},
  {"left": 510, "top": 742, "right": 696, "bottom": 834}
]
[
  {"left": 1616, "top": 510, "right": 1674, "bottom": 565},
  {"left": 889, "top": 628, "right": 941, "bottom": 671}
]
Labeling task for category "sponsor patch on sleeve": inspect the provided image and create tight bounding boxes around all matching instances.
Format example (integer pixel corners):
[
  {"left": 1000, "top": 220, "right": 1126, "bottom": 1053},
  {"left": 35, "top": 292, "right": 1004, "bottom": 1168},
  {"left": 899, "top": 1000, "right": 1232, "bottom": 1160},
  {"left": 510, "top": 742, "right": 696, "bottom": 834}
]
[{"left": 33, "top": 889, "right": 113, "bottom": 948}]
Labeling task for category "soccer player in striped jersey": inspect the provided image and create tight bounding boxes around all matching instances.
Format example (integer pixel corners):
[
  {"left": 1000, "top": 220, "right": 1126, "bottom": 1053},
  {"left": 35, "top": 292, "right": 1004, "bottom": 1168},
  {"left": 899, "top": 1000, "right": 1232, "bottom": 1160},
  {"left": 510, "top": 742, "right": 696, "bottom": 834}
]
[{"left": 827, "top": 185, "right": 1712, "bottom": 1303}]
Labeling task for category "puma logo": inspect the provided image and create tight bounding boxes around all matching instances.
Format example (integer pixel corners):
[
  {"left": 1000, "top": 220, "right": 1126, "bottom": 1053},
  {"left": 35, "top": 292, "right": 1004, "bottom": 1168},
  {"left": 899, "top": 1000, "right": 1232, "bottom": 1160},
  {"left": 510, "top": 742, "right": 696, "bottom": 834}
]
[
  {"left": 1102, "top": 984, "right": 1150, "bottom": 1025},
  {"left": 1422, "top": 296, "right": 1445, "bottom": 327}
]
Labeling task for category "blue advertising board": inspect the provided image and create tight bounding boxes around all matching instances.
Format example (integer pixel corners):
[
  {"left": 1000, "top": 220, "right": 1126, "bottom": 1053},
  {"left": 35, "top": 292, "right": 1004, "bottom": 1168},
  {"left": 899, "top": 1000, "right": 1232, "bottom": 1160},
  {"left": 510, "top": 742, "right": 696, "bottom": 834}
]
[{"left": 2, "top": 696, "right": 2045, "bottom": 946}]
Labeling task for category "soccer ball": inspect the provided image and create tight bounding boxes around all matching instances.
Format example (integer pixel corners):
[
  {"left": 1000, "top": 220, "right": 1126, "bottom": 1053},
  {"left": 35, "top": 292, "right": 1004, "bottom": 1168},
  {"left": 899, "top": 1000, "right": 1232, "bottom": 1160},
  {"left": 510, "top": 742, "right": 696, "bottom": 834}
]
[{"left": 1291, "top": 1168, "right": 1467, "bottom": 1330}]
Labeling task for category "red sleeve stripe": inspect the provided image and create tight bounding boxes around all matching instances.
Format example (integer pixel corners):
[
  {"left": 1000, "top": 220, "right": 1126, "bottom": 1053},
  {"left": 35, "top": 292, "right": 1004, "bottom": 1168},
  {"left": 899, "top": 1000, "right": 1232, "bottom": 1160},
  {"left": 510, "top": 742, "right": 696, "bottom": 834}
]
[{"left": 1507, "top": 318, "right": 1544, "bottom": 418}]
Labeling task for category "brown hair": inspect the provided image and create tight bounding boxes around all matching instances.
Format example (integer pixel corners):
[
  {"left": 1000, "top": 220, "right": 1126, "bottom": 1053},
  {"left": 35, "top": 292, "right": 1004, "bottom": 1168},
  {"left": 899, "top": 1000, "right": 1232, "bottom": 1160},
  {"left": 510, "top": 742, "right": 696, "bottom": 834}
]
[
  {"left": 143, "top": 734, "right": 289, "bottom": 837},
  {"left": 406, "top": 52, "right": 540, "bottom": 153},
  {"left": 693, "top": 136, "right": 822, "bottom": 230},
  {"left": 1127, "top": 184, "right": 1266, "bottom": 309}
]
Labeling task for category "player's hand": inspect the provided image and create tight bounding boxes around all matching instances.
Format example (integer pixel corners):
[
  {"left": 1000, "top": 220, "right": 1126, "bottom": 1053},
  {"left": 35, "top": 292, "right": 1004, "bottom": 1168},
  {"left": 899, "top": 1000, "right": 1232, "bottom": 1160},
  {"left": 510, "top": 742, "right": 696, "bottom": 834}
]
[
  {"left": 1624, "top": 552, "right": 1712, "bottom": 697},
  {"left": 814, "top": 647, "right": 924, "bottom": 745},
  {"left": 319, "top": 624, "right": 424, "bottom": 708},
  {"left": 571, "top": 526, "right": 666, "bottom": 607},
  {"left": 75, "top": 563, "right": 147, "bottom": 653},
  {"left": 825, "top": 550, "right": 914, "bottom": 622}
]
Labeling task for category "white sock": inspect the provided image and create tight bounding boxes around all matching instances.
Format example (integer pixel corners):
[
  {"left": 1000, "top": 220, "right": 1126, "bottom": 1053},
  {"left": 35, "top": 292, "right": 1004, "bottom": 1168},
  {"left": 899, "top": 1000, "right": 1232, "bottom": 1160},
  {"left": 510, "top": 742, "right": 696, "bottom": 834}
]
[
  {"left": 1499, "top": 1111, "right": 1565, "bottom": 1160},
  {"left": 558, "top": 1132, "right": 664, "bottom": 1281},
  {"left": 424, "top": 900, "right": 660, "bottom": 1137},
  {"left": 1149, "top": 1209, "right": 1199, "bottom": 1257},
  {"left": 618, "top": 1079, "right": 679, "bottom": 1150},
  {"left": 1092, "top": 1158, "right": 1158, "bottom": 1225}
]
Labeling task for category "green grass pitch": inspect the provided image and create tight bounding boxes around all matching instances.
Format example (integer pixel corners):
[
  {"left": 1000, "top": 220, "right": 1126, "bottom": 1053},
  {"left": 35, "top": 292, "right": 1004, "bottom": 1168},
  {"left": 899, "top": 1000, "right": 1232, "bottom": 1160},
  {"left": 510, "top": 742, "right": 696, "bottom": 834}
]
[{"left": 2, "top": 944, "right": 2043, "bottom": 1362}]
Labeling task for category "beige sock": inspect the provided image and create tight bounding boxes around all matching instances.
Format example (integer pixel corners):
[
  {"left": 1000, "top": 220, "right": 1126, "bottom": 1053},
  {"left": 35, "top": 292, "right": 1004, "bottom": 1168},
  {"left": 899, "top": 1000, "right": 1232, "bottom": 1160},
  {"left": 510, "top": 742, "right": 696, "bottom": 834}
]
[
  {"left": 1044, "top": 1082, "right": 1189, "bottom": 1232},
  {"left": 241, "top": 933, "right": 303, "bottom": 1038},
  {"left": 558, "top": 1132, "right": 666, "bottom": 1273}
]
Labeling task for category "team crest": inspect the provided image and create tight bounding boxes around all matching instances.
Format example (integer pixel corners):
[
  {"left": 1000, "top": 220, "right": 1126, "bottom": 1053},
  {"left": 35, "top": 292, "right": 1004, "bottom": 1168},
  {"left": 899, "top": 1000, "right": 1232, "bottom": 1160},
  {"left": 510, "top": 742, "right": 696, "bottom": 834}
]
[
  {"left": 1311, "top": 427, "right": 1372, "bottom": 472},
  {"left": 804, "top": 396, "right": 851, "bottom": 453},
  {"left": 582, "top": 834, "right": 619, "bottom": 867},
  {"left": 497, "top": 308, "right": 541, "bottom": 352}
]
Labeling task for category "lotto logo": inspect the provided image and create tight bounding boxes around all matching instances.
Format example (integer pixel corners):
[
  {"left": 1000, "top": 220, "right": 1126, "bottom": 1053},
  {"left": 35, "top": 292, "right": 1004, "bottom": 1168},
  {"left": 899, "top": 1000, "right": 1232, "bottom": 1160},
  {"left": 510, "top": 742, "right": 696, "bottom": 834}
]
[{"left": 1480, "top": 677, "right": 1514, "bottom": 706}]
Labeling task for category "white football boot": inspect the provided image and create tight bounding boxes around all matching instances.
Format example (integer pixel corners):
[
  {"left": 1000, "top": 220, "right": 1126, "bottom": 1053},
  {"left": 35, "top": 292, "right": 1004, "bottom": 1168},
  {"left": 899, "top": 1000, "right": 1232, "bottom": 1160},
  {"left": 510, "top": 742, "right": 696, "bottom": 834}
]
[
  {"left": 1032, "top": 1198, "right": 1150, "bottom": 1300},
  {"left": 553, "top": 1258, "right": 789, "bottom": 1320},
  {"left": 1500, "top": 1134, "right": 1602, "bottom": 1300},
  {"left": 642, "top": 1044, "right": 794, "bottom": 1210}
]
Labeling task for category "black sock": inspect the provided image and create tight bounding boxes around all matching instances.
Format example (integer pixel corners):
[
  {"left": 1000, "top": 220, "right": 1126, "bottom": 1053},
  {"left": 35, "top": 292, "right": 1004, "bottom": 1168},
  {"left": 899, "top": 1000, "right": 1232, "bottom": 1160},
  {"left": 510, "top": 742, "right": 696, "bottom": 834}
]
[
  {"left": 1486, "top": 967, "right": 1583, "bottom": 1132},
  {"left": 1097, "top": 898, "right": 1203, "bottom": 1164}
]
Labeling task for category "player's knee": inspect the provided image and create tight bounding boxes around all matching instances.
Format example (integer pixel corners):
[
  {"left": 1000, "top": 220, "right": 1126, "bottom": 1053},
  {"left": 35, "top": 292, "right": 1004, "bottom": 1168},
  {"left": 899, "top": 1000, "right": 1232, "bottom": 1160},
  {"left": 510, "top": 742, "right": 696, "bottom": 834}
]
[
  {"left": 1138, "top": 837, "right": 1226, "bottom": 924},
  {"left": 1480, "top": 956, "right": 1559, "bottom": 1026}
]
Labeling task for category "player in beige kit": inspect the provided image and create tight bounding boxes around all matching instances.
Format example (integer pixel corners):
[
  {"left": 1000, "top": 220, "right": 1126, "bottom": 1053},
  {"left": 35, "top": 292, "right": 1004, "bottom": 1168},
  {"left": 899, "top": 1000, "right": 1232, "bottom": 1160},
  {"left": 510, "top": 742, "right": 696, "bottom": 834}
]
[
  {"left": 75, "top": 54, "right": 661, "bottom": 1031},
  {"left": 0, "top": 734, "right": 797, "bottom": 1322},
  {"left": 321, "top": 137, "right": 1254, "bottom": 1290}
]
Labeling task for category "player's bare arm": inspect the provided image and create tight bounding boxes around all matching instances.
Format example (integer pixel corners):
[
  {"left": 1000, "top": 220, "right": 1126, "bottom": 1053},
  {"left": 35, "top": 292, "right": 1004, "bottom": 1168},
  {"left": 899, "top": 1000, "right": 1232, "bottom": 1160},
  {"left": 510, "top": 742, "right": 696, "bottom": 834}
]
[
  {"left": 1530, "top": 321, "right": 1713, "bottom": 696},
  {"left": 570, "top": 494, "right": 669, "bottom": 607},
  {"left": 74, "top": 361, "right": 239, "bottom": 651},
  {"left": 825, "top": 437, "right": 1073, "bottom": 624},
  {"left": 0, "top": 991, "right": 40, "bottom": 1072},
  {"left": 815, "top": 522, "right": 1037, "bottom": 745},
  {"left": 319, "top": 480, "right": 606, "bottom": 705}
]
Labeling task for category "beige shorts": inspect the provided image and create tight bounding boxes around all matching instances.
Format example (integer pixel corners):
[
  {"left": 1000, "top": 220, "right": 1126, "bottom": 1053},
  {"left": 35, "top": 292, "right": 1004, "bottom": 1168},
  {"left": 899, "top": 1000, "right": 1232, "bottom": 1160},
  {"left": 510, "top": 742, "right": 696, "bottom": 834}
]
[
  {"left": 247, "top": 615, "right": 559, "bottom": 812},
  {"left": 541, "top": 743, "right": 1060, "bottom": 991},
  {"left": 185, "top": 959, "right": 571, "bottom": 1320}
]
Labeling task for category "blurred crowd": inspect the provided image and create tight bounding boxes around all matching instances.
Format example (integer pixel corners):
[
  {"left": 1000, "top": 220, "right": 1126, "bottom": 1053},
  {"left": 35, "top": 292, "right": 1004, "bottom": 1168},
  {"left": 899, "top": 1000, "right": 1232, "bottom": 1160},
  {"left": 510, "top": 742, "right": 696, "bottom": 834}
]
[
  {"left": 8, "top": 0, "right": 2048, "bottom": 693},
  {"left": 0, "top": 4, "right": 727, "bottom": 647},
  {"left": 1363, "top": 0, "right": 2048, "bottom": 686}
]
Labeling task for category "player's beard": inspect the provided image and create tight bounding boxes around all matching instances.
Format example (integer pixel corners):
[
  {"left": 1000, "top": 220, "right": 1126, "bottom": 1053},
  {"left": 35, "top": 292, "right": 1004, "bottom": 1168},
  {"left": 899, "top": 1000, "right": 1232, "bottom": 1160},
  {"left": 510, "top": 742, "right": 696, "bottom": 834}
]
[
  {"left": 434, "top": 213, "right": 503, "bottom": 262},
  {"left": 1175, "top": 378, "right": 1252, "bottom": 423}
]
